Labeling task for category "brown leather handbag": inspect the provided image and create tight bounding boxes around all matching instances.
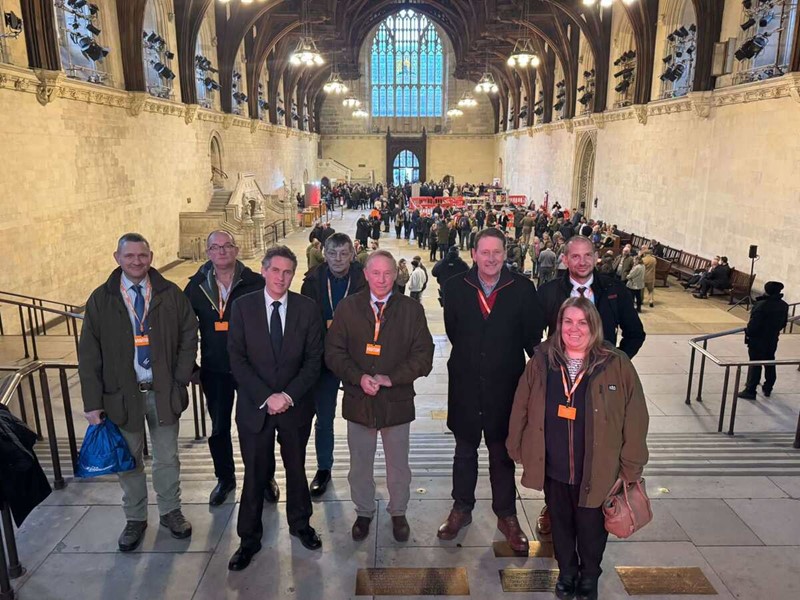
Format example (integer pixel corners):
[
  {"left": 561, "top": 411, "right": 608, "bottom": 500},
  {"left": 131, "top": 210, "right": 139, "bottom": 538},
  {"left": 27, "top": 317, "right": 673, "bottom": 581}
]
[{"left": 602, "top": 477, "right": 653, "bottom": 539}]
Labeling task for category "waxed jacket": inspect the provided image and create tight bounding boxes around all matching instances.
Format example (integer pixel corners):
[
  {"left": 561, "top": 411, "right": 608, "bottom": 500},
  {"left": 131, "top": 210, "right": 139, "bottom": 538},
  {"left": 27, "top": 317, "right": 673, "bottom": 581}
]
[
  {"left": 325, "top": 290, "right": 434, "bottom": 429},
  {"left": 79, "top": 268, "right": 198, "bottom": 432},
  {"left": 507, "top": 340, "right": 649, "bottom": 508}
]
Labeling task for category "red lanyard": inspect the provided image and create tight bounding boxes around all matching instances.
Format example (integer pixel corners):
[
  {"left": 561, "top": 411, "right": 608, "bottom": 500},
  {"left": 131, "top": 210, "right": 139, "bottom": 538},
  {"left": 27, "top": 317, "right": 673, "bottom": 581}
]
[
  {"left": 120, "top": 281, "right": 151, "bottom": 334},
  {"left": 560, "top": 365, "right": 585, "bottom": 407},
  {"left": 371, "top": 301, "right": 386, "bottom": 342}
]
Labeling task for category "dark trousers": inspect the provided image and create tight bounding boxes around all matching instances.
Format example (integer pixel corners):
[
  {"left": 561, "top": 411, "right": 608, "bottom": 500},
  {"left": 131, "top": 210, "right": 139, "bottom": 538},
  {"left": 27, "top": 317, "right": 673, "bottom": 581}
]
[
  {"left": 745, "top": 342, "right": 777, "bottom": 392},
  {"left": 438, "top": 243, "right": 448, "bottom": 260},
  {"left": 312, "top": 369, "right": 340, "bottom": 471},
  {"left": 452, "top": 435, "right": 517, "bottom": 517},
  {"left": 410, "top": 291, "right": 421, "bottom": 301},
  {"left": 200, "top": 370, "right": 236, "bottom": 482},
  {"left": 544, "top": 477, "right": 608, "bottom": 580},
  {"left": 237, "top": 420, "right": 313, "bottom": 550},
  {"left": 429, "top": 244, "right": 437, "bottom": 262},
  {"left": 458, "top": 230, "right": 466, "bottom": 249},
  {"left": 630, "top": 288, "right": 643, "bottom": 311}
]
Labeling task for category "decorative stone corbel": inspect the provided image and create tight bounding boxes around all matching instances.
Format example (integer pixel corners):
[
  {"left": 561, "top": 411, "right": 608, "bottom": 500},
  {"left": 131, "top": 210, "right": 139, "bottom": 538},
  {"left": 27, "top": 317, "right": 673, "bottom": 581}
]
[
  {"left": 788, "top": 72, "right": 800, "bottom": 104},
  {"left": 222, "top": 114, "right": 234, "bottom": 130},
  {"left": 127, "top": 92, "right": 148, "bottom": 117},
  {"left": 184, "top": 104, "right": 199, "bottom": 124},
  {"left": 563, "top": 119, "right": 574, "bottom": 134},
  {"left": 633, "top": 104, "right": 648, "bottom": 125},
  {"left": 250, "top": 119, "right": 260, "bottom": 134},
  {"left": 33, "top": 69, "right": 62, "bottom": 106},
  {"left": 591, "top": 113, "right": 605, "bottom": 129},
  {"left": 688, "top": 91, "right": 713, "bottom": 118}
]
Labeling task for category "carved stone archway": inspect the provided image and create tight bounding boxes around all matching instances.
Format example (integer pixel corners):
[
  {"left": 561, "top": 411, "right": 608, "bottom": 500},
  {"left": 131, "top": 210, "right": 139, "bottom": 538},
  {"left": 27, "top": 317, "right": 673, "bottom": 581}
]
[
  {"left": 572, "top": 131, "right": 596, "bottom": 219},
  {"left": 210, "top": 132, "right": 224, "bottom": 189}
]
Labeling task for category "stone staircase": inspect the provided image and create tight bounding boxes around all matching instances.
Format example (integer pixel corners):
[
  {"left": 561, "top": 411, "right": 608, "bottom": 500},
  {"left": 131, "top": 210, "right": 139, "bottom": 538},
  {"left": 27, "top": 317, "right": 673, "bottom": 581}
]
[{"left": 208, "top": 187, "right": 233, "bottom": 212}]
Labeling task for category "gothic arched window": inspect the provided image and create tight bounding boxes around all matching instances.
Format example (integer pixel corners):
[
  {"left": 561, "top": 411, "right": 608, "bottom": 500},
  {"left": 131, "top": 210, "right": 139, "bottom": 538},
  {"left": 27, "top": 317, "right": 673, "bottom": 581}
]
[{"left": 370, "top": 9, "right": 443, "bottom": 118}]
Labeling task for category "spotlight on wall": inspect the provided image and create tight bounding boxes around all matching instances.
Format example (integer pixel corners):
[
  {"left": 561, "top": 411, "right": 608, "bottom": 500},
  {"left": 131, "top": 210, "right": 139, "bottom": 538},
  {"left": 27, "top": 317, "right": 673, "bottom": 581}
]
[
  {"left": 735, "top": 32, "right": 770, "bottom": 61},
  {"left": 741, "top": 17, "right": 757, "bottom": 31},
  {"left": 204, "top": 77, "right": 221, "bottom": 91},
  {"left": 578, "top": 91, "right": 594, "bottom": 105},
  {"left": 152, "top": 61, "right": 176, "bottom": 80},
  {"left": 88, "top": 3, "right": 99, "bottom": 15},
  {"left": 614, "top": 79, "right": 631, "bottom": 93},
  {"left": 86, "top": 23, "right": 101, "bottom": 35},
  {"left": 233, "top": 91, "right": 248, "bottom": 103},
  {"left": 2, "top": 11, "right": 23, "bottom": 37},
  {"left": 78, "top": 36, "right": 108, "bottom": 61}
]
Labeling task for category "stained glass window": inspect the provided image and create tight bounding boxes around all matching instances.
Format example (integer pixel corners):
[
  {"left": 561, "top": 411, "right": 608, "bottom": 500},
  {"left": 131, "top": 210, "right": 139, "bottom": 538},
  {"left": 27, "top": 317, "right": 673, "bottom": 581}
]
[
  {"left": 370, "top": 9, "right": 443, "bottom": 117},
  {"left": 392, "top": 150, "right": 420, "bottom": 185}
]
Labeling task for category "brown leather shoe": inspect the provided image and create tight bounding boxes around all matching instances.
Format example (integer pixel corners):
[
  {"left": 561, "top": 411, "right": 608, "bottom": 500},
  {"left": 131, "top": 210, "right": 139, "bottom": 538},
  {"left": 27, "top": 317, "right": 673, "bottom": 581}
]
[
  {"left": 536, "top": 504, "right": 551, "bottom": 536},
  {"left": 351, "top": 516, "right": 372, "bottom": 541},
  {"left": 498, "top": 515, "right": 529, "bottom": 553},
  {"left": 436, "top": 509, "right": 472, "bottom": 541},
  {"left": 392, "top": 516, "right": 410, "bottom": 542}
]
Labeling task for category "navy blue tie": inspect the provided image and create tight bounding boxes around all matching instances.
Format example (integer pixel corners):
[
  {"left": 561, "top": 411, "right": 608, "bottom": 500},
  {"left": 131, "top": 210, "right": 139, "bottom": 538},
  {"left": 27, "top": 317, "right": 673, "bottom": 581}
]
[
  {"left": 270, "top": 300, "right": 283, "bottom": 356},
  {"left": 133, "top": 285, "right": 151, "bottom": 369}
]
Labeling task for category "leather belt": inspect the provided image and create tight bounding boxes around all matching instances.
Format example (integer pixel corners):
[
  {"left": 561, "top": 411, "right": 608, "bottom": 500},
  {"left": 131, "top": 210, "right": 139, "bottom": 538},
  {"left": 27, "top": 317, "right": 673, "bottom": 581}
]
[{"left": 138, "top": 381, "right": 154, "bottom": 392}]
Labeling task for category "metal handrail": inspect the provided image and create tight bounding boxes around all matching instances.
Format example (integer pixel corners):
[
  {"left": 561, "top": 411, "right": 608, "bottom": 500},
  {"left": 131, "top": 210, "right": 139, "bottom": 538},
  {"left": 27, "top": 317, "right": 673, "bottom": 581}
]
[
  {"left": 0, "top": 290, "right": 84, "bottom": 311},
  {"left": 0, "top": 298, "right": 83, "bottom": 360},
  {"left": 685, "top": 311, "right": 800, "bottom": 446}
]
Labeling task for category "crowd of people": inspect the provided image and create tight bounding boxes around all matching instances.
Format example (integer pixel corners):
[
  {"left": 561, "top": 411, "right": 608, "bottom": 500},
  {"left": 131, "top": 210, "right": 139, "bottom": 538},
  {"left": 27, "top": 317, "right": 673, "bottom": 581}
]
[{"left": 74, "top": 178, "right": 788, "bottom": 600}]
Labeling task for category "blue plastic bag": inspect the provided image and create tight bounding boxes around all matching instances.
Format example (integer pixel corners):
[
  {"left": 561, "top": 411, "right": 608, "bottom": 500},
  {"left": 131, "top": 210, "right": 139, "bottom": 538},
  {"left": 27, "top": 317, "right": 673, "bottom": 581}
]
[{"left": 76, "top": 420, "right": 136, "bottom": 478}]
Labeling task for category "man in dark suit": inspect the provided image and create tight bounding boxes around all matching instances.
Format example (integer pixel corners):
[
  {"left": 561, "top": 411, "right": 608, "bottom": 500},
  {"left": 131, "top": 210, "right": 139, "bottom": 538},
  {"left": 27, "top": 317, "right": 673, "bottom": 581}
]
[{"left": 227, "top": 245, "right": 324, "bottom": 571}]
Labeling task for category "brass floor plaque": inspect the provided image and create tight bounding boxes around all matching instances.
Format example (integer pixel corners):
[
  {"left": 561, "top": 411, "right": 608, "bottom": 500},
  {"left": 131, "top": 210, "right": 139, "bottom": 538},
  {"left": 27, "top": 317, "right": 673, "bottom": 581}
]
[
  {"left": 355, "top": 567, "right": 470, "bottom": 596},
  {"left": 616, "top": 567, "right": 717, "bottom": 595},
  {"left": 430, "top": 410, "right": 448, "bottom": 420},
  {"left": 493, "top": 540, "right": 554, "bottom": 558},
  {"left": 499, "top": 568, "right": 559, "bottom": 592}
]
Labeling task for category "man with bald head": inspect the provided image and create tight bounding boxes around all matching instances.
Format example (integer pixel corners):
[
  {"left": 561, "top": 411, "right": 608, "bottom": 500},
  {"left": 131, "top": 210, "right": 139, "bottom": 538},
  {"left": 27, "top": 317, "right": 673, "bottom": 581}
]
[
  {"left": 325, "top": 250, "right": 434, "bottom": 542},
  {"left": 184, "top": 231, "right": 267, "bottom": 506}
]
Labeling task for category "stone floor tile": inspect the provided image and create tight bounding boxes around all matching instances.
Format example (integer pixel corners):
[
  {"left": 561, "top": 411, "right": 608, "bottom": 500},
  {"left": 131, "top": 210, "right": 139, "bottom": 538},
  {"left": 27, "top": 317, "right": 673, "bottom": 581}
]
[
  {"left": 192, "top": 501, "right": 374, "bottom": 600},
  {"left": 768, "top": 476, "right": 800, "bottom": 498},
  {"left": 700, "top": 546, "right": 800, "bottom": 600},
  {"left": 57, "top": 503, "right": 234, "bottom": 553},
  {"left": 614, "top": 499, "right": 690, "bottom": 543},
  {"left": 725, "top": 498, "right": 800, "bottom": 545},
  {"left": 644, "top": 475, "right": 788, "bottom": 499},
  {"left": 17, "top": 551, "right": 211, "bottom": 600},
  {"left": 660, "top": 499, "right": 763, "bottom": 546}
]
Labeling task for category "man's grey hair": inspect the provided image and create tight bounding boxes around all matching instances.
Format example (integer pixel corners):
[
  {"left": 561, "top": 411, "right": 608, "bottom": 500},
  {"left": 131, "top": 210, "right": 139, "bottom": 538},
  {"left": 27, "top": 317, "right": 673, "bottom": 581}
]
[
  {"left": 206, "top": 230, "right": 236, "bottom": 248},
  {"left": 323, "top": 233, "right": 355, "bottom": 255},
  {"left": 117, "top": 233, "right": 150, "bottom": 252},
  {"left": 364, "top": 249, "right": 398, "bottom": 272},
  {"left": 261, "top": 245, "right": 298, "bottom": 271}
]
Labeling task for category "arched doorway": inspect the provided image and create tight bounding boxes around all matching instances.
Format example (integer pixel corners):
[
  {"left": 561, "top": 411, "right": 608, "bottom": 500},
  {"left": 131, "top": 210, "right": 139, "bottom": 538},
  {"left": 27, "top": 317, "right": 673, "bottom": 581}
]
[
  {"left": 573, "top": 133, "right": 596, "bottom": 219},
  {"left": 497, "top": 157, "right": 504, "bottom": 185},
  {"left": 392, "top": 150, "right": 420, "bottom": 185},
  {"left": 210, "top": 135, "right": 223, "bottom": 188}
]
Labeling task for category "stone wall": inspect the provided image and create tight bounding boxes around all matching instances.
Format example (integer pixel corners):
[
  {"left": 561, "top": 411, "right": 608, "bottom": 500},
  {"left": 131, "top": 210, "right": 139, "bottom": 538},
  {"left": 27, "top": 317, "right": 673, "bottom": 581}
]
[
  {"left": 498, "top": 75, "right": 800, "bottom": 300},
  {"left": 0, "top": 64, "right": 317, "bottom": 314}
]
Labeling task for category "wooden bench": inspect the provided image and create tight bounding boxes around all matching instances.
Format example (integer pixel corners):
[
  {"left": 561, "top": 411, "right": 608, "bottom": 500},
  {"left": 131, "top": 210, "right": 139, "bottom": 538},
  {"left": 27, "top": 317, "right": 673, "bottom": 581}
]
[
  {"left": 670, "top": 252, "right": 712, "bottom": 282},
  {"left": 631, "top": 234, "right": 649, "bottom": 250},
  {"left": 616, "top": 230, "right": 633, "bottom": 247},
  {"left": 708, "top": 268, "right": 756, "bottom": 304},
  {"left": 654, "top": 256, "right": 672, "bottom": 287},
  {"left": 661, "top": 245, "right": 682, "bottom": 262}
]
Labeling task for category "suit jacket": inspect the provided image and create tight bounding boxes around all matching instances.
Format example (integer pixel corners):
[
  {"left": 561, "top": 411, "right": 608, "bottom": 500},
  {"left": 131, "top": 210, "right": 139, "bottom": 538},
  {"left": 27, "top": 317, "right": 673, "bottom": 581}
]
[{"left": 228, "top": 289, "right": 323, "bottom": 434}]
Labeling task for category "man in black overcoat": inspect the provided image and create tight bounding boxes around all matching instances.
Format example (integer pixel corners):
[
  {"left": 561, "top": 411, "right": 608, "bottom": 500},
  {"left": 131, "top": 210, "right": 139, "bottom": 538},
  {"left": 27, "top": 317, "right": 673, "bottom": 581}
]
[{"left": 437, "top": 228, "right": 545, "bottom": 552}]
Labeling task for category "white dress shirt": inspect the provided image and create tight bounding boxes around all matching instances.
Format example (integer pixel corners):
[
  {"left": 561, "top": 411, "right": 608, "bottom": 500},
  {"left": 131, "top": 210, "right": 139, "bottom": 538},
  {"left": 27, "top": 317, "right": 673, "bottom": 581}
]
[
  {"left": 569, "top": 275, "right": 595, "bottom": 304},
  {"left": 120, "top": 272, "right": 153, "bottom": 383},
  {"left": 264, "top": 288, "right": 288, "bottom": 334}
]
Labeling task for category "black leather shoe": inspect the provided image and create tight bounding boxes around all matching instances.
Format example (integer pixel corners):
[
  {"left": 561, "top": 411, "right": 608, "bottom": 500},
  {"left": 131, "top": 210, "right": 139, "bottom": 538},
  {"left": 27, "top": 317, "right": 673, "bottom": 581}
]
[
  {"left": 392, "top": 516, "right": 410, "bottom": 542},
  {"left": 228, "top": 544, "right": 261, "bottom": 571},
  {"left": 352, "top": 516, "right": 372, "bottom": 541},
  {"left": 264, "top": 479, "right": 280, "bottom": 503},
  {"left": 290, "top": 525, "right": 322, "bottom": 550},
  {"left": 310, "top": 469, "right": 331, "bottom": 497},
  {"left": 555, "top": 574, "right": 577, "bottom": 600},
  {"left": 762, "top": 385, "right": 772, "bottom": 397},
  {"left": 737, "top": 389, "right": 757, "bottom": 400},
  {"left": 576, "top": 577, "right": 599, "bottom": 600},
  {"left": 209, "top": 479, "right": 236, "bottom": 506},
  {"left": 118, "top": 520, "right": 147, "bottom": 552}
]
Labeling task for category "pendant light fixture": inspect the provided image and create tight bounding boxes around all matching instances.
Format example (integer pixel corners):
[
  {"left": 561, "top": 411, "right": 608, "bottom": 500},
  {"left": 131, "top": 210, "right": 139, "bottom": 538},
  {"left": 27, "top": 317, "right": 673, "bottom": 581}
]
[
  {"left": 290, "top": 0, "right": 324, "bottom": 67},
  {"left": 457, "top": 91, "right": 478, "bottom": 108},
  {"left": 507, "top": 1, "right": 540, "bottom": 69},
  {"left": 475, "top": 71, "right": 499, "bottom": 94}
]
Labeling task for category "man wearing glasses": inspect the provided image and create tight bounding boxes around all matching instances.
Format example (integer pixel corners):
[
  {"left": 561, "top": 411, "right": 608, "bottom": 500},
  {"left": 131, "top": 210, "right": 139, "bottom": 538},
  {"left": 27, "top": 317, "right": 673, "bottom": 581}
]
[
  {"left": 184, "top": 231, "right": 268, "bottom": 506},
  {"left": 300, "top": 233, "right": 366, "bottom": 496}
]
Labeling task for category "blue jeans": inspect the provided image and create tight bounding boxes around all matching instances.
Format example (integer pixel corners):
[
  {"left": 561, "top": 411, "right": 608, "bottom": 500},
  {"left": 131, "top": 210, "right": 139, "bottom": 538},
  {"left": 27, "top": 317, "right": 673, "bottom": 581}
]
[{"left": 313, "top": 369, "right": 340, "bottom": 470}]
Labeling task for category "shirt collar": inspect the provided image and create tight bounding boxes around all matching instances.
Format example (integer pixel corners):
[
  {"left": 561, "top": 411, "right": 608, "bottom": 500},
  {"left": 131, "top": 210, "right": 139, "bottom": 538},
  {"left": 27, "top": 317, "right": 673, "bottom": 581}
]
[
  {"left": 121, "top": 272, "right": 150, "bottom": 292},
  {"left": 370, "top": 291, "right": 393, "bottom": 305},
  {"left": 569, "top": 274, "right": 593, "bottom": 290},
  {"left": 264, "top": 288, "right": 288, "bottom": 306}
]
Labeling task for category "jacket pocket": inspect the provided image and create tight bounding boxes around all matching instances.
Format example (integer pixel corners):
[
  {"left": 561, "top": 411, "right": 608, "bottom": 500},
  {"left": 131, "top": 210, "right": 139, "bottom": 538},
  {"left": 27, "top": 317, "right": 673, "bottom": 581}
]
[
  {"left": 102, "top": 390, "right": 128, "bottom": 427},
  {"left": 170, "top": 383, "right": 190, "bottom": 415}
]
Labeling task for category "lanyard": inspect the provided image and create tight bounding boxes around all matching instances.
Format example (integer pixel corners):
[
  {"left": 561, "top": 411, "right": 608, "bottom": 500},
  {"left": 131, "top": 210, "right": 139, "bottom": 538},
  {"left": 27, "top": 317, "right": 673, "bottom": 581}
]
[
  {"left": 327, "top": 275, "right": 351, "bottom": 315},
  {"left": 120, "top": 281, "right": 151, "bottom": 334},
  {"left": 371, "top": 301, "right": 386, "bottom": 343},
  {"left": 216, "top": 282, "right": 229, "bottom": 320},
  {"left": 560, "top": 365, "right": 585, "bottom": 407},
  {"left": 477, "top": 290, "right": 492, "bottom": 316}
]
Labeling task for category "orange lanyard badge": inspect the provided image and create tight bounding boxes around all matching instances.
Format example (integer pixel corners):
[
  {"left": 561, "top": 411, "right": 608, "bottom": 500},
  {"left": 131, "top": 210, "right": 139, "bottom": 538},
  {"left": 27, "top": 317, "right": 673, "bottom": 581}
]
[{"left": 558, "top": 365, "right": 585, "bottom": 421}]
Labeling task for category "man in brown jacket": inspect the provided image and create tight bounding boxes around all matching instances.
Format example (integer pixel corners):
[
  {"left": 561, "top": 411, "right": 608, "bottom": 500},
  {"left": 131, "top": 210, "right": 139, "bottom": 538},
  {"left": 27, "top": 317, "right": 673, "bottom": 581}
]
[
  {"left": 79, "top": 233, "right": 198, "bottom": 552},
  {"left": 325, "top": 250, "right": 434, "bottom": 543}
]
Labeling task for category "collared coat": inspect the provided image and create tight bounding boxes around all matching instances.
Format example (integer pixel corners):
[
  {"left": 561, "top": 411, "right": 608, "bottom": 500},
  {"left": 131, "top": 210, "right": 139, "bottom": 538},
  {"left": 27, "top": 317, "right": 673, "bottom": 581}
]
[
  {"left": 506, "top": 340, "right": 649, "bottom": 508},
  {"left": 538, "top": 269, "right": 646, "bottom": 359},
  {"left": 324, "top": 290, "right": 434, "bottom": 429},
  {"left": 442, "top": 266, "right": 545, "bottom": 445},
  {"left": 79, "top": 268, "right": 198, "bottom": 432}
]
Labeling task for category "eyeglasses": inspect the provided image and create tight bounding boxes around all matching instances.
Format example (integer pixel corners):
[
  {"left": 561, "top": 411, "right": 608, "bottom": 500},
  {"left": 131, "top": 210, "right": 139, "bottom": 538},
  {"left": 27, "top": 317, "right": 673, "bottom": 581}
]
[
  {"left": 325, "top": 250, "right": 353, "bottom": 259},
  {"left": 208, "top": 244, "right": 237, "bottom": 253}
]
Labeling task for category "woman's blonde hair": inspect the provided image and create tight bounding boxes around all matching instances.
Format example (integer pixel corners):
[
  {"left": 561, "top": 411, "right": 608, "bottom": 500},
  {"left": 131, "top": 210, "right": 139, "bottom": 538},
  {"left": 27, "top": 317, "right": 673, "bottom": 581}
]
[{"left": 547, "top": 297, "right": 612, "bottom": 376}]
